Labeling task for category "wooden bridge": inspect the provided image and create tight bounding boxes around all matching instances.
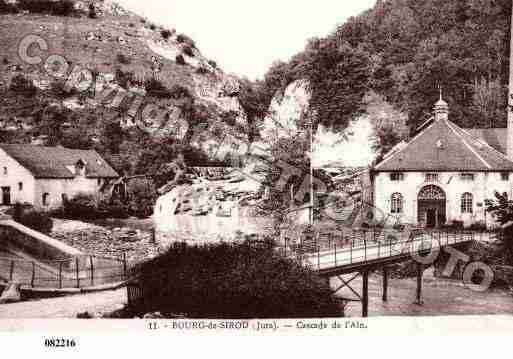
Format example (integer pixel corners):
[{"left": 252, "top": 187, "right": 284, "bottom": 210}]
[{"left": 279, "top": 229, "right": 492, "bottom": 317}]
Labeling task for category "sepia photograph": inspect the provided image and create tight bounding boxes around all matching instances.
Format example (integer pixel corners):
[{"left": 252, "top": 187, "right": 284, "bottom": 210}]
[{"left": 0, "top": 0, "right": 512, "bottom": 347}]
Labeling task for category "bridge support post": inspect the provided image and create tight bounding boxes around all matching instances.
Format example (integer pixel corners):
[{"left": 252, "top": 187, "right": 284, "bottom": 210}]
[
  {"left": 382, "top": 267, "right": 388, "bottom": 302},
  {"left": 415, "top": 263, "right": 423, "bottom": 305},
  {"left": 362, "top": 270, "right": 369, "bottom": 318}
]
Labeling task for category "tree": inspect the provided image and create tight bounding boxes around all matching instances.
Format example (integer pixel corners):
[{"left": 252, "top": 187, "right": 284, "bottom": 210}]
[{"left": 485, "top": 192, "right": 513, "bottom": 263}]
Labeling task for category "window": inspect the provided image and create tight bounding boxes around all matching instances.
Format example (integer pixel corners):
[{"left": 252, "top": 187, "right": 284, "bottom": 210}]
[
  {"left": 3, "top": 167, "right": 7, "bottom": 175},
  {"left": 42, "top": 193, "right": 49, "bottom": 207},
  {"left": 97, "top": 178, "right": 102, "bottom": 186},
  {"left": 425, "top": 173, "right": 439, "bottom": 182},
  {"left": 460, "top": 173, "right": 475, "bottom": 181},
  {"left": 18, "top": 182, "right": 22, "bottom": 191},
  {"left": 461, "top": 193, "right": 473, "bottom": 214},
  {"left": 391, "top": 193, "right": 403, "bottom": 214},
  {"left": 390, "top": 172, "right": 404, "bottom": 182},
  {"left": 501, "top": 172, "right": 510, "bottom": 181}
]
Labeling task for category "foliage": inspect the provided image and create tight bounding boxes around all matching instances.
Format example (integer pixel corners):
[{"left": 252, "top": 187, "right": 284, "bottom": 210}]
[
  {"left": 18, "top": 0, "right": 75, "bottom": 16},
  {"left": 144, "top": 78, "right": 172, "bottom": 99},
  {"left": 116, "top": 53, "right": 131, "bottom": 65},
  {"left": 9, "top": 75, "right": 37, "bottom": 97},
  {"left": 0, "top": 0, "right": 18, "bottom": 13},
  {"left": 169, "top": 84, "right": 191, "bottom": 100},
  {"left": 87, "top": 2, "right": 97, "bottom": 19},
  {"left": 125, "top": 178, "right": 156, "bottom": 217},
  {"left": 131, "top": 240, "right": 341, "bottom": 318},
  {"left": 176, "top": 34, "right": 196, "bottom": 48},
  {"left": 175, "top": 54, "right": 186, "bottom": 65},
  {"left": 11, "top": 203, "right": 53, "bottom": 234},
  {"left": 182, "top": 45, "right": 194, "bottom": 57},
  {"left": 207, "top": 60, "right": 217, "bottom": 69},
  {"left": 485, "top": 192, "right": 513, "bottom": 262},
  {"left": 160, "top": 29, "right": 173, "bottom": 40}
]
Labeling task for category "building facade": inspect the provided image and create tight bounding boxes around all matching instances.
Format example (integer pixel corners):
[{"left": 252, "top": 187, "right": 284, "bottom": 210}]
[
  {"left": 0, "top": 144, "right": 119, "bottom": 210},
  {"left": 372, "top": 98, "right": 513, "bottom": 228}
]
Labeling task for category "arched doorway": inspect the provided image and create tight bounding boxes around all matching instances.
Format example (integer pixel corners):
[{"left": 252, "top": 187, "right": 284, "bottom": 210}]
[{"left": 418, "top": 185, "right": 446, "bottom": 228}]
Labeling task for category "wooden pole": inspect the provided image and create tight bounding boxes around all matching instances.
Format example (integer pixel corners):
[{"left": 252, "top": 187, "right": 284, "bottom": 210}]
[
  {"left": 90, "top": 256, "right": 94, "bottom": 286},
  {"left": 59, "top": 262, "right": 63, "bottom": 289},
  {"left": 415, "top": 263, "right": 423, "bottom": 305},
  {"left": 31, "top": 262, "right": 35, "bottom": 287},
  {"left": 362, "top": 270, "right": 369, "bottom": 317},
  {"left": 382, "top": 267, "right": 388, "bottom": 302},
  {"left": 75, "top": 257, "right": 80, "bottom": 288},
  {"left": 9, "top": 260, "right": 14, "bottom": 281}
]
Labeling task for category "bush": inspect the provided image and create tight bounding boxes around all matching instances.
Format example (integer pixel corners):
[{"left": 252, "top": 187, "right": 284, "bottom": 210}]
[
  {"left": 175, "top": 54, "right": 185, "bottom": 66},
  {"left": 176, "top": 34, "right": 195, "bottom": 48},
  {"left": 149, "top": 23, "right": 156, "bottom": 31},
  {"left": 18, "top": 0, "right": 75, "bottom": 16},
  {"left": 169, "top": 84, "right": 191, "bottom": 99},
  {"left": 88, "top": 3, "right": 96, "bottom": 19},
  {"left": 160, "top": 29, "right": 172, "bottom": 40},
  {"left": 9, "top": 75, "right": 37, "bottom": 97},
  {"left": 60, "top": 193, "right": 130, "bottom": 220},
  {"left": 0, "top": 0, "right": 18, "bottom": 13},
  {"left": 182, "top": 45, "right": 194, "bottom": 57},
  {"left": 115, "top": 69, "right": 134, "bottom": 89},
  {"left": 207, "top": 60, "right": 217, "bottom": 69},
  {"left": 12, "top": 203, "right": 53, "bottom": 234},
  {"left": 131, "top": 240, "right": 342, "bottom": 318},
  {"left": 144, "top": 78, "right": 172, "bottom": 99},
  {"left": 116, "top": 53, "right": 131, "bottom": 65}
]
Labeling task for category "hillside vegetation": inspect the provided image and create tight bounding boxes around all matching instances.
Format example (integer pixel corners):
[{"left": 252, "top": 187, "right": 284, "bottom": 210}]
[{"left": 254, "top": 0, "right": 512, "bottom": 147}]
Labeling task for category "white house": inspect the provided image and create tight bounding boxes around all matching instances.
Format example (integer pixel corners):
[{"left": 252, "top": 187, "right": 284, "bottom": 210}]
[
  {"left": 372, "top": 97, "right": 513, "bottom": 228},
  {"left": 0, "top": 144, "right": 119, "bottom": 210}
]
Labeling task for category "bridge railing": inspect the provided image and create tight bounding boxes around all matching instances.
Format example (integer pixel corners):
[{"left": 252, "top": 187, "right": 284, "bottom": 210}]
[
  {"left": 277, "top": 229, "right": 486, "bottom": 271},
  {"left": 0, "top": 253, "right": 129, "bottom": 289}
]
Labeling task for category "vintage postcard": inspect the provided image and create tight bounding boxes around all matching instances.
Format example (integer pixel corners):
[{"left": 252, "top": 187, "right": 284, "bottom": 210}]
[{"left": 0, "top": 0, "right": 512, "bottom": 352}]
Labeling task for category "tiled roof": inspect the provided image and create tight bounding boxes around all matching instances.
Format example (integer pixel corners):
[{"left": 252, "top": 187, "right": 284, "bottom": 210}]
[
  {"left": 0, "top": 144, "right": 119, "bottom": 179},
  {"left": 374, "top": 119, "right": 513, "bottom": 172},
  {"left": 465, "top": 128, "right": 506, "bottom": 154}
]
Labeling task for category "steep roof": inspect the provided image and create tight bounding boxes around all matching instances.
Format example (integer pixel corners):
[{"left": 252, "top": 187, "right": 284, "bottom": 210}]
[
  {"left": 465, "top": 128, "right": 507, "bottom": 154},
  {"left": 374, "top": 119, "right": 513, "bottom": 172},
  {"left": 0, "top": 144, "right": 119, "bottom": 179}
]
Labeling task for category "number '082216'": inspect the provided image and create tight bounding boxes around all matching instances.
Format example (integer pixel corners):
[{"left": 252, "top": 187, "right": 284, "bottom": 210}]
[{"left": 44, "top": 338, "right": 76, "bottom": 348}]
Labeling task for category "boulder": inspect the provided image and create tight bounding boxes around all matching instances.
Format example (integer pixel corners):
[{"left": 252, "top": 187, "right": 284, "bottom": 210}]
[{"left": 0, "top": 282, "right": 22, "bottom": 304}]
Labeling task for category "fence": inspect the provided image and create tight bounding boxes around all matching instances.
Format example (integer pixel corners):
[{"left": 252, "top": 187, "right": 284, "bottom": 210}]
[{"left": 0, "top": 253, "right": 129, "bottom": 289}]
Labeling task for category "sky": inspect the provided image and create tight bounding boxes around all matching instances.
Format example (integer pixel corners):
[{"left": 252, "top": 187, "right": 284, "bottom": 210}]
[{"left": 117, "top": 0, "right": 376, "bottom": 79}]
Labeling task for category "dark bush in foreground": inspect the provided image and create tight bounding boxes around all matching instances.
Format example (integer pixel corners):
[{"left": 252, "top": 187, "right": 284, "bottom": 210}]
[
  {"left": 11, "top": 203, "right": 53, "bottom": 234},
  {"left": 0, "top": 0, "right": 19, "bottom": 13},
  {"left": 57, "top": 193, "right": 131, "bottom": 220},
  {"left": 9, "top": 75, "right": 37, "bottom": 97},
  {"left": 131, "top": 241, "right": 342, "bottom": 318}
]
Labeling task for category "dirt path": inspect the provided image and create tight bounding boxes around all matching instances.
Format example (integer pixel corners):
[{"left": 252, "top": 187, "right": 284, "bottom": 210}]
[{"left": 0, "top": 288, "right": 126, "bottom": 318}]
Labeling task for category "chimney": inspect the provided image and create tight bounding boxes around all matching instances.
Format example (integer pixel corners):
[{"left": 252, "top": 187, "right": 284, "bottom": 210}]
[{"left": 507, "top": 1, "right": 513, "bottom": 161}]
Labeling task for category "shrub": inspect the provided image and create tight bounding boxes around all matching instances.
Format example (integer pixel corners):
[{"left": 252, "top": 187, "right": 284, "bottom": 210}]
[
  {"left": 149, "top": 23, "right": 156, "bottom": 31},
  {"left": 176, "top": 34, "right": 196, "bottom": 48},
  {"left": 128, "top": 23, "right": 135, "bottom": 28},
  {"left": 144, "top": 78, "right": 172, "bottom": 99},
  {"left": 131, "top": 240, "right": 342, "bottom": 318},
  {"left": 9, "top": 75, "right": 37, "bottom": 97},
  {"left": 169, "top": 84, "right": 191, "bottom": 99},
  {"left": 2, "top": 57, "right": 8, "bottom": 65},
  {"left": 115, "top": 69, "right": 134, "bottom": 89},
  {"left": 175, "top": 54, "right": 185, "bottom": 66},
  {"left": 196, "top": 67, "right": 209, "bottom": 75},
  {"left": 182, "top": 45, "right": 194, "bottom": 57},
  {"left": 18, "top": 0, "right": 75, "bottom": 16},
  {"left": 207, "top": 60, "right": 217, "bottom": 69},
  {"left": 63, "top": 193, "right": 98, "bottom": 220},
  {"left": 12, "top": 203, "right": 53, "bottom": 234},
  {"left": 88, "top": 2, "right": 96, "bottom": 19},
  {"left": 116, "top": 53, "right": 131, "bottom": 65},
  {"left": 160, "top": 29, "right": 172, "bottom": 40},
  {"left": 0, "top": 0, "right": 18, "bottom": 13}
]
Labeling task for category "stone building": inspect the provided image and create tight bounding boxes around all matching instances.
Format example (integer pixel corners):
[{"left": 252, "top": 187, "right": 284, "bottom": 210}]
[
  {"left": 372, "top": 97, "right": 513, "bottom": 228},
  {"left": 0, "top": 144, "right": 119, "bottom": 210}
]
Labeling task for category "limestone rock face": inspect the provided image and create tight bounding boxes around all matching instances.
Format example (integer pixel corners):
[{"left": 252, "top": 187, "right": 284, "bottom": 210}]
[{"left": 0, "top": 282, "right": 22, "bottom": 304}]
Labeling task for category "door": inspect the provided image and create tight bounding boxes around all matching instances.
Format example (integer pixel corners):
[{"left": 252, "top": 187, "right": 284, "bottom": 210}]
[
  {"left": 2, "top": 187, "right": 11, "bottom": 205},
  {"left": 426, "top": 208, "right": 437, "bottom": 228}
]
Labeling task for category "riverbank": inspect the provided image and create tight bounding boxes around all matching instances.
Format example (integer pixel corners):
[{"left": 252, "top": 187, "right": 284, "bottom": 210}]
[{"left": 51, "top": 218, "right": 164, "bottom": 262}]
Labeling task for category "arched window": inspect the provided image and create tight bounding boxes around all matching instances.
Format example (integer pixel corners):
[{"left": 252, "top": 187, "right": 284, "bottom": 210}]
[
  {"left": 461, "top": 193, "right": 473, "bottom": 214},
  {"left": 391, "top": 193, "right": 403, "bottom": 214},
  {"left": 42, "top": 193, "right": 50, "bottom": 207}
]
